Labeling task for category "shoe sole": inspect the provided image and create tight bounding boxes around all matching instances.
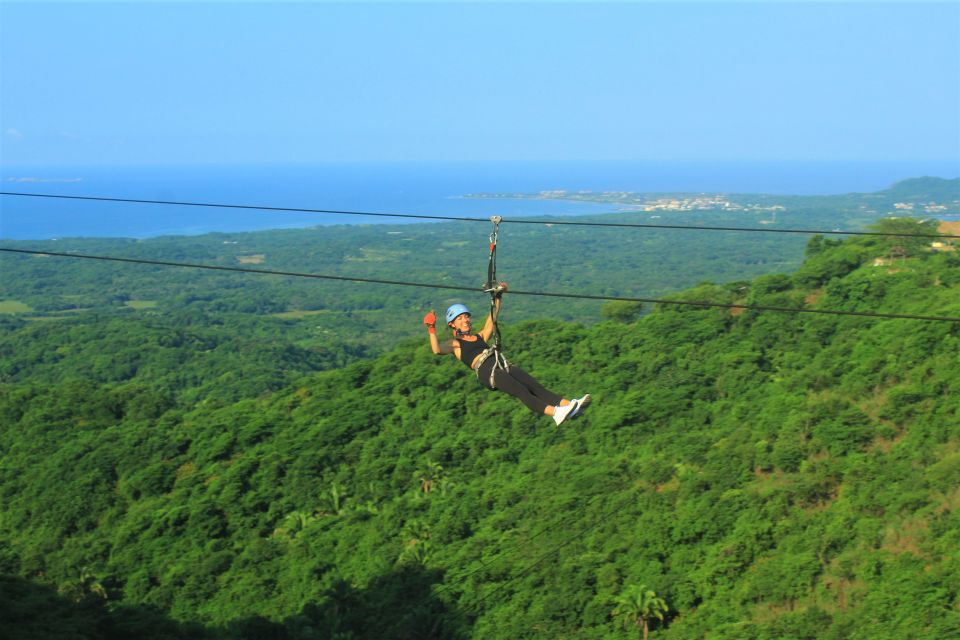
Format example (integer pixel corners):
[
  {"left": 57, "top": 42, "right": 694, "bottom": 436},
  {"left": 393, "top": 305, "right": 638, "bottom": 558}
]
[{"left": 572, "top": 394, "right": 591, "bottom": 418}]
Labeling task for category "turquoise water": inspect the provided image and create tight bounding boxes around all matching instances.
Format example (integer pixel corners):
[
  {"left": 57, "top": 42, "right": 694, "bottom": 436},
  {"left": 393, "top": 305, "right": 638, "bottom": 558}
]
[{"left": 2, "top": 160, "right": 957, "bottom": 240}]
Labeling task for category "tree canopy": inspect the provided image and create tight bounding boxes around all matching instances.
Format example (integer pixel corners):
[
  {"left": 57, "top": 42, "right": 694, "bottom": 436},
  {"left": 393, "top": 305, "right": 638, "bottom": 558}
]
[{"left": 2, "top": 210, "right": 960, "bottom": 638}]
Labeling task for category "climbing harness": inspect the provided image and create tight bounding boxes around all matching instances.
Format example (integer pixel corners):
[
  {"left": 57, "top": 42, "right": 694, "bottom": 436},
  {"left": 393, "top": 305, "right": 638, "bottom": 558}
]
[{"left": 472, "top": 346, "right": 510, "bottom": 388}]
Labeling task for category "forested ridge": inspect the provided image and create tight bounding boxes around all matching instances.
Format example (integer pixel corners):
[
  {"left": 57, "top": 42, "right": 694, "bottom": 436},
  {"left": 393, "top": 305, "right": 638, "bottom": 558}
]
[{"left": 2, "top": 212, "right": 960, "bottom": 638}]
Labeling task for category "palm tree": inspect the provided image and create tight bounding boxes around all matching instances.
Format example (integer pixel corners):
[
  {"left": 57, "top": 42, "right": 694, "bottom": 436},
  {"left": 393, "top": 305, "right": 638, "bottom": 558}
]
[
  {"left": 275, "top": 510, "right": 313, "bottom": 538},
  {"left": 612, "top": 585, "right": 668, "bottom": 640},
  {"left": 399, "top": 520, "right": 432, "bottom": 566},
  {"left": 328, "top": 483, "right": 346, "bottom": 514},
  {"left": 315, "top": 483, "right": 347, "bottom": 516},
  {"left": 400, "top": 538, "right": 432, "bottom": 566},
  {"left": 79, "top": 567, "right": 109, "bottom": 600},
  {"left": 416, "top": 461, "right": 445, "bottom": 494}
]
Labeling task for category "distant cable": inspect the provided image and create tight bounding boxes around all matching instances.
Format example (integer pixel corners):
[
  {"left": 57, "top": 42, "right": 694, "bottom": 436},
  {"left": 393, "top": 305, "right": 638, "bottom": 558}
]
[
  {"left": 0, "top": 247, "right": 477, "bottom": 293},
  {"left": 3, "top": 246, "right": 959, "bottom": 323},
  {"left": 2, "top": 191, "right": 957, "bottom": 239},
  {"left": 0, "top": 191, "right": 473, "bottom": 223}
]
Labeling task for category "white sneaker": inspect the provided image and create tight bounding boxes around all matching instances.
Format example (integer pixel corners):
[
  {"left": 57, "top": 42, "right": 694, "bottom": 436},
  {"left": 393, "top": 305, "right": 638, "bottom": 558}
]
[
  {"left": 553, "top": 400, "right": 579, "bottom": 426},
  {"left": 571, "top": 394, "right": 591, "bottom": 418}
]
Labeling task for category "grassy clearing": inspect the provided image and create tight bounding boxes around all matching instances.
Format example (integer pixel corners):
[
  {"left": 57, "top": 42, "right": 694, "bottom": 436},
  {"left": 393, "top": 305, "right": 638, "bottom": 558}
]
[
  {"left": 124, "top": 300, "right": 159, "bottom": 310},
  {"left": 0, "top": 300, "right": 34, "bottom": 314},
  {"left": 272, "top": 309, "right": 331, "bottom": 320},
  {"left": 343, "top": 248, "right": 409, "bottom": 262}
]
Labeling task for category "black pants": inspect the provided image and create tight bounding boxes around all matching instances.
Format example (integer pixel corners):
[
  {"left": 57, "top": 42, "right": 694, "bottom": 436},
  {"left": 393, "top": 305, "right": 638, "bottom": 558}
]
[{"left": 478, "top": 359, "right": 562, "bottom": 414}]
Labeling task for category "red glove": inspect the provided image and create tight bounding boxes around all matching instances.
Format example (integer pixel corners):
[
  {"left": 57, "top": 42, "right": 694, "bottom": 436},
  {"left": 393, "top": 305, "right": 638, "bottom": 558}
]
[{"left": 423, "top": 311, "right": 437, "bottom": 333}]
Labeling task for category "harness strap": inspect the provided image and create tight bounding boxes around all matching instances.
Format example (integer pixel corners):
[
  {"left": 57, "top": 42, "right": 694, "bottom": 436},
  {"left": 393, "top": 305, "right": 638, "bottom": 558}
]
[{"left": 473, "top": 346, "right": 510, "bottom": 389}]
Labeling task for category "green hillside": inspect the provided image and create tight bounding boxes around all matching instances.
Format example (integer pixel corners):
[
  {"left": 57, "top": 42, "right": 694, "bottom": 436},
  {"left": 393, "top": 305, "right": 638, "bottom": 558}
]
[
  {"left": 2, "top": 218, "right": 959, "bottom": 638},
  {"left": 880, "top": 176, "right": 960, "bottom": 202}
]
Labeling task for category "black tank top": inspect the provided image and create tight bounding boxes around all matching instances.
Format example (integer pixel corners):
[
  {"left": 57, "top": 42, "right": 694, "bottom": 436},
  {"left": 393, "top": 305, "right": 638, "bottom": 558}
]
[{"left": 456, "top": 334, "right": 490, "bottom": 368}]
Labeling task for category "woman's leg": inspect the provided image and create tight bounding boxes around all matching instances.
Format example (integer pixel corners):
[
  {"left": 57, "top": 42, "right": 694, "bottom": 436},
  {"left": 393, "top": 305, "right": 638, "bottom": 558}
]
[
  {"left": 501, "top": 365, "right": 563, "bottom": 408},
  {"left": 490, "top": 367, "right": 554, "bottom": 414},
  {"left": 483, "top": 362, "right": 566, "bottom": 416}
]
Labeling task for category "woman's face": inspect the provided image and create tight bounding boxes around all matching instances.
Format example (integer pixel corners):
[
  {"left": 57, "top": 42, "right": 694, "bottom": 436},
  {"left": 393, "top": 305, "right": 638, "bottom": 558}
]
[{"left": 450, "top": 313, "right": 472, "bottom": 333}]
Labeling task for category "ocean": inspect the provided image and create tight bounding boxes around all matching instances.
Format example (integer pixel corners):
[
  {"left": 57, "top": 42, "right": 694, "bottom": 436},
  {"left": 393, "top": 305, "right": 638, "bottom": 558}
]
[{"left": 1, "top": 160, "right": 958, "bottom": 240}]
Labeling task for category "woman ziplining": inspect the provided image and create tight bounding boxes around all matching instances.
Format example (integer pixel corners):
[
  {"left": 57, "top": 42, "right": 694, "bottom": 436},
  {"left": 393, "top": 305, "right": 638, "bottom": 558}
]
[
  {"left": 421, "top": 216, "right": 590, "bottom": 426},
  {"left": 422, "top": 297, "right": 590, "bottom": 426}
]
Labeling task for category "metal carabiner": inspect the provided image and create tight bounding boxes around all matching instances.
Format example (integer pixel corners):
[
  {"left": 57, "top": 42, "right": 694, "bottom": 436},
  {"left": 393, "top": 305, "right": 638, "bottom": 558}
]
[{"left": 489, "top": 215, "right": 502, "bottom": 246}]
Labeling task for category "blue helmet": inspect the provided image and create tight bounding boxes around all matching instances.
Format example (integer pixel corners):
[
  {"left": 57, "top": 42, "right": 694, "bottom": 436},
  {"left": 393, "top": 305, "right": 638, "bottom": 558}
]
[{"left": 445, "top": 303, "right": 471, "bottom": 324}]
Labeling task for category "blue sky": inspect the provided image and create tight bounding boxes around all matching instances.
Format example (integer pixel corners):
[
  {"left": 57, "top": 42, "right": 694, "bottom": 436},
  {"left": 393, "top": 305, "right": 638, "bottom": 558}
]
[{"left": 2, "top": 1, "right": 958, "bottom": 166}]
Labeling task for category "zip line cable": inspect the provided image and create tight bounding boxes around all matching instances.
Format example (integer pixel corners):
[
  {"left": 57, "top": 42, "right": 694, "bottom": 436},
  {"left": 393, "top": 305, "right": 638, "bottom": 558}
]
[
  {"left": 3, "top": 246, "right": 960, "bottom": 323},
  {"left": 0, "top": 247, "right": 479, "bottom": 292},
  {"left": 2, "top": 190, "right": 958, "bottom": 240}
]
